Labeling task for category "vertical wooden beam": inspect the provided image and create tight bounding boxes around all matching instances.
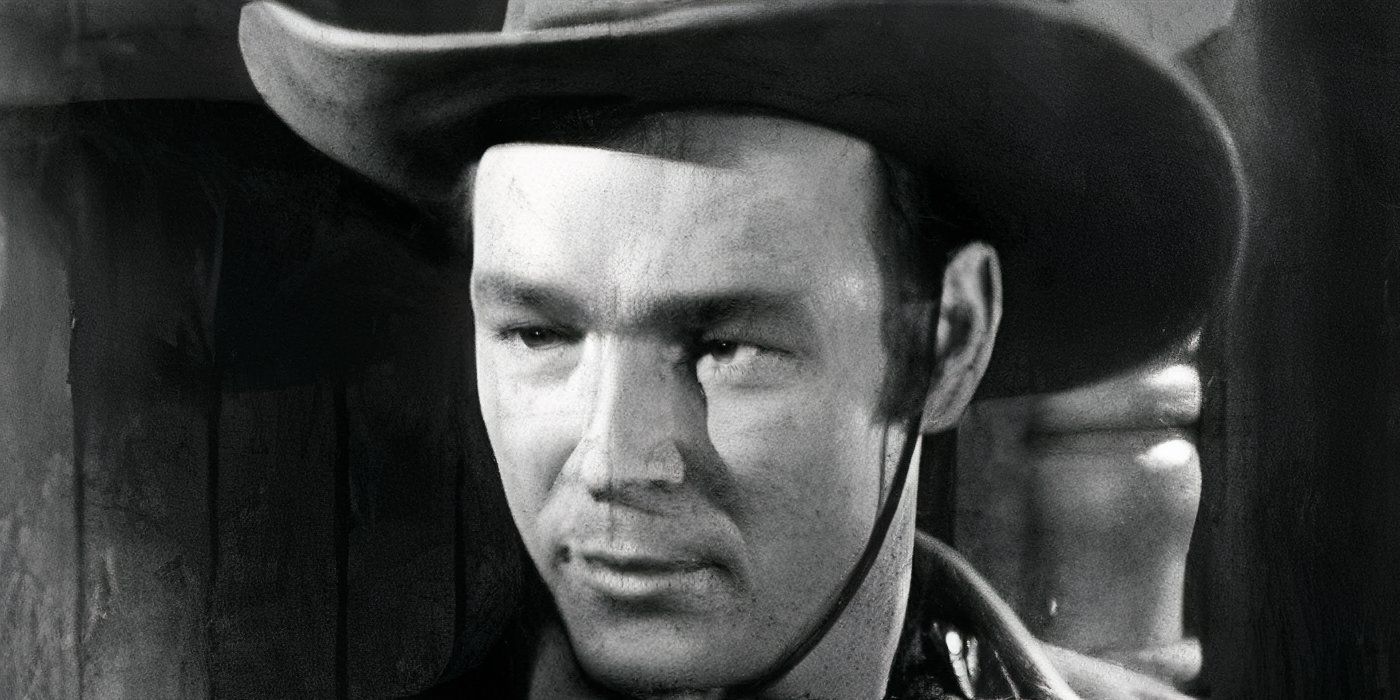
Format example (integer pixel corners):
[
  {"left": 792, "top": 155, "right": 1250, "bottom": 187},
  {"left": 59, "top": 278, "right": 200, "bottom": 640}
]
[
  {"left": 209, "top": 122, "right": 474, "bottom": 696},
  {"left": 67, "top": 101, "right": 222, "bottom": 699},
  {"left": 343, "top": 354, "right": 460, "bottom": 697},
  {"left": 0, "top": 108, "right": 79, "bottom": 700},
  {"left": 1190, "top": 0, "right": 1400, "bottom": 695},
  {"left": 210, "top": 385, "right": 338, "bottom": 697},
  {"left": 206, "top": 108, "right": 355, "bottom": 698},
  {"left": 334, "top": 180, "right": 476, "bottom": 698}
]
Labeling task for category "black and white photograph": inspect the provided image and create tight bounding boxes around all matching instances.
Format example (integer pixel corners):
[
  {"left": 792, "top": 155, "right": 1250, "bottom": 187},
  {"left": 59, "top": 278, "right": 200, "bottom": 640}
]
[{"left": 1, "top": 0, "right": 1397, "bottom": 697}]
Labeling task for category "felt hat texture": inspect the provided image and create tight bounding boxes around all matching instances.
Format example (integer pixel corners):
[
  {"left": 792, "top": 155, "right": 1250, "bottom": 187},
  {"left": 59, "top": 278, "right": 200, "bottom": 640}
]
[{"left": 239, "top": 0, "right": 1244, "bottom": 397}]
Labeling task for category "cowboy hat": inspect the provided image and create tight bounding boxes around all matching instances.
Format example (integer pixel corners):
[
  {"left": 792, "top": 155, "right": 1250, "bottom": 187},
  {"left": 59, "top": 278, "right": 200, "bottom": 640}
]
[{"left": 237, "top": 0, "right": 1244, "bottom": 398}]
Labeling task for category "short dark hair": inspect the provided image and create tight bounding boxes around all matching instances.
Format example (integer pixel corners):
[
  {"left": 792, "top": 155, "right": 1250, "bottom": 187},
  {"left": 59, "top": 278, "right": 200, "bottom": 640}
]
[
  {"left": 457, "top": 101, "right": 969, "bottom": 422},
  {"left": 870, "top": 151, "right": 970, "bottom": 421}
]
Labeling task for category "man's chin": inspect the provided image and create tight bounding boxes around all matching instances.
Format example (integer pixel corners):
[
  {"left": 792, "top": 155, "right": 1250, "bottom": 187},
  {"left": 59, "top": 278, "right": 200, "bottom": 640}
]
[
  {"left": 548, "top": 564, "right": 775, "bottom": 692},
  {"left": 567, "top": 624, "right": 762, "bottom": 695}
]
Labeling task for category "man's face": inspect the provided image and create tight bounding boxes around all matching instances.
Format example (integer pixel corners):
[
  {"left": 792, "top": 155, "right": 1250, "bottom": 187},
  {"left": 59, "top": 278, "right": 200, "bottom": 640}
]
[{"left": 470, "top": 114, "right": 906, "bottom": 691}]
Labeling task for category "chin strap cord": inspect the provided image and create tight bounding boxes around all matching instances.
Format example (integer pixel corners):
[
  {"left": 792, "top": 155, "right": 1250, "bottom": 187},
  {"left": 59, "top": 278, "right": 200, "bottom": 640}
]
[{"left": 721, "top": 413, "right": 924, "bottom": 698}]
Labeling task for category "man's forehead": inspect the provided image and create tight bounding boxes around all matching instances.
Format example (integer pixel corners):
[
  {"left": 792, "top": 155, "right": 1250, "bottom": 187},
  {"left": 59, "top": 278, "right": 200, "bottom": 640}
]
[
  {"left": 471, "top": 112, "right": 886, "bottom": 261},
  {"left": 472, "top": 110, "right": 881, "bottom": 195},
  {"left": 467, "top": 111, "right": 891, "bottom": 326},
  {"left": 474, "top": 113, "right": 885, "bottom": 252}
]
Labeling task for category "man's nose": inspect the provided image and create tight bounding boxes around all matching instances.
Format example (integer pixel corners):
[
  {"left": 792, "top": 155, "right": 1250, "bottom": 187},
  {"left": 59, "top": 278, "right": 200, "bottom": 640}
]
[{"left": 565, "top": 337, "right": 694, "bottom": 501}]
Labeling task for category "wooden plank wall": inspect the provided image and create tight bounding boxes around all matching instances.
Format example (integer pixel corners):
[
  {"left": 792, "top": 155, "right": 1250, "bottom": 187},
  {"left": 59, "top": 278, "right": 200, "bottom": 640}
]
[
  {"left": 0, "top": 100, "right": 521, "bottom": 698},
  {"left": 68, "top": 102, "right": 224, "bottom": 699},
  {"left": 0, "top": 109, "right": 81, "bottom": 700}
]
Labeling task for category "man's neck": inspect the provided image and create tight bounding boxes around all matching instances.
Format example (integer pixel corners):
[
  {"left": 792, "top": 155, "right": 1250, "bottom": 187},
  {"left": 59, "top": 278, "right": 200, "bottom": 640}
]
[{"left": 757, "top": 473, "right": 916, "bottom": 700}]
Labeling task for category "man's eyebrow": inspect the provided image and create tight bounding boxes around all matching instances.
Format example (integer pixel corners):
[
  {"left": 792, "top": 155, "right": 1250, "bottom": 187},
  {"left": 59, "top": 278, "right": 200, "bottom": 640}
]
[
  {"left": 472, "top": 273, "right": 809, "bottom": 330},
  {"left": 471, "top": 274, "right": 587, "bottom": 318},
  {"left": 638, "top": 292, "right": 810, "bottom": 332}
]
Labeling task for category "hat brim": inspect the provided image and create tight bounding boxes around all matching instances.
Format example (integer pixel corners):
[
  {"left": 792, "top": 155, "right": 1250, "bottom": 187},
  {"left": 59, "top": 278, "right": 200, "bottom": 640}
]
[{"left": 239, "top": 0, "right": 1243, "bottom": 398}]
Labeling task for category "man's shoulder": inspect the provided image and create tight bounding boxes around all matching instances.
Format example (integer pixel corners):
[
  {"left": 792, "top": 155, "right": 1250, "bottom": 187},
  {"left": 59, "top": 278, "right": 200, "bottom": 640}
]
[
  {"left": 904, "top": 532, "right": 1195, "bottom": 700},
  {"left": 895, "top": 532, "right": 1070, "bottom": 699}
]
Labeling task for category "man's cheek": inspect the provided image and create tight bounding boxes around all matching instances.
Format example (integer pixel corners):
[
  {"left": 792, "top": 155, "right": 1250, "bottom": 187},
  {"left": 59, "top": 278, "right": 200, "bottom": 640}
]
[
  {"left": 478, "top": 365, "right": 575, "bottom": 525},
  {"left": 704, "top": 396, "right": 840, "bottom": 529},
  {"left": 493, "top": 409, "right": 576, "bottom": 511},
  {"left": 703, "top": 401, "right": 867, "bottom": 619},
  {"left": 703, "top": 385, "right": 825, "bottom": 449},
  {"left": 704, "top": 397, "right": 801, "bottom": 475},
  {"left": 473, "top": 344, "right": 507, "bottom": 436}
]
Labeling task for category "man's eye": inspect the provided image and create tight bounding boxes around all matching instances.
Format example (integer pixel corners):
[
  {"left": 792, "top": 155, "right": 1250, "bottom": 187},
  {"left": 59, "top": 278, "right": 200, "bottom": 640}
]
[
  {"left": 695, "top": 339, "right": 787, "bottom": 386},
  {"left": 501, "top": 326, "right": 574, "bottom": 350},
  {"left": 701, "top": 340, "right": 758, "bottom": 365}
]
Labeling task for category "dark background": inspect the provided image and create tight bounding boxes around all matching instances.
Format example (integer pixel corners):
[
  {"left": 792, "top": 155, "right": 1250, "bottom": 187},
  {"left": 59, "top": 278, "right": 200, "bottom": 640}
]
[{"left": 2, "top": 0, "right": 1399, "bottom": 697}]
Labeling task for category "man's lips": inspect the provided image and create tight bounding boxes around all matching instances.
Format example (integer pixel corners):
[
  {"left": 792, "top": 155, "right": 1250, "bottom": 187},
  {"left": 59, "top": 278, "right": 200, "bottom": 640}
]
[
  {"left": 562, "top": 543, "right": 730, "bottom": 601},
  {"left": 579, "top": 550, "right": 710, "bottom": 574}
]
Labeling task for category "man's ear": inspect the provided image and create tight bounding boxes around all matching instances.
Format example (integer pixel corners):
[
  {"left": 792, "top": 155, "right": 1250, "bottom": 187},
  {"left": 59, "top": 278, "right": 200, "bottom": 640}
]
[{"left": 919, "top": 241, "right": 1002, "bottom": 434}]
